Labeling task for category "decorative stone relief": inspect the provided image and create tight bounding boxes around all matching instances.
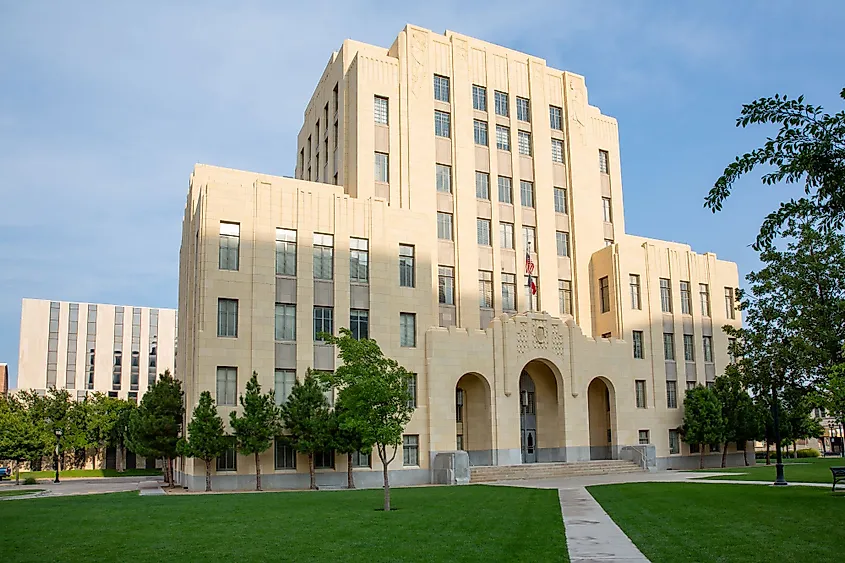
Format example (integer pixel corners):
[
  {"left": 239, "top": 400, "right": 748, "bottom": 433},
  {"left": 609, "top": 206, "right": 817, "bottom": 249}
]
[
  {"left": 516, "top": 318, "right": 530, "bottom": 356},
  {"left": 551, "top": 322, "right": 565, "bottom": 358},
  {"left": 410, "top": 30, "right": 428, "bottom": 99},
  {"left": 454, "top": 38, "right": 468, "bottom": 65},
  {"left": 567, "top": 77, "right": 587, "bottom": 146},
  {"left": 532, "top": 319, "right": 548, "bottom": 350}
]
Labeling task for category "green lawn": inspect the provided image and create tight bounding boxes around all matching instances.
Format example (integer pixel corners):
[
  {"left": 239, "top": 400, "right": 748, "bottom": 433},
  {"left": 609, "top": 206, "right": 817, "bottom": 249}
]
[
  {"left": 18, "top": 468, "right": 162, "bottom": 480},
  {"left": 0, "top": 485, "right": 567, "bottom": 562},
  {"left": 0, "top": 489, "right": 43, "bottom": 498},
  {"left": 589, "top": 482, "right": 845, "bottom": 562},
  {"left": 697, "top": 456, "right": 844, "bottom": 483}
]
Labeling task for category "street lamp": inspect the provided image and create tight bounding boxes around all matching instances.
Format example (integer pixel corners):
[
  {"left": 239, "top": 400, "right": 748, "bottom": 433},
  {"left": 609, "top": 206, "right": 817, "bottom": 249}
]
[
  {"left": 54, "top": 428, "right": 63, "bottom": 484},
  {"left": 830, "top": 422, "right": 836, "bottom": 456}
]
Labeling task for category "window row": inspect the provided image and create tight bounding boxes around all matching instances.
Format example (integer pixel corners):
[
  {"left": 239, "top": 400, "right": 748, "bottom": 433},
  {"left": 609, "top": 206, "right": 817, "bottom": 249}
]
[{"left": 631, "top": 330, "right": 715, "bottom": 363}]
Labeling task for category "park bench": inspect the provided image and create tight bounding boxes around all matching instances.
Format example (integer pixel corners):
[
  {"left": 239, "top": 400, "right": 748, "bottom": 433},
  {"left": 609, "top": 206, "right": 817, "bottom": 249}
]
[{"left": 832, "top": 467, "right": 845, "bottom": 491}]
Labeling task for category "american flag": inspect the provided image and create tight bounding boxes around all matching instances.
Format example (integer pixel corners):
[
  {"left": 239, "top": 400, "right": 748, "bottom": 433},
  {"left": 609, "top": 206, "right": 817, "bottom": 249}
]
[{"left": 525, "top": 251, "right": 535, "bottom": 276}]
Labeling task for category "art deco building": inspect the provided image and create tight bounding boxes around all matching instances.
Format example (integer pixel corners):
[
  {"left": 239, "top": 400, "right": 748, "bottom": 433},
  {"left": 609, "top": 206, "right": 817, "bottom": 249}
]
[{"left": 176, "top": 25, "right": 744, "bottom": 490}]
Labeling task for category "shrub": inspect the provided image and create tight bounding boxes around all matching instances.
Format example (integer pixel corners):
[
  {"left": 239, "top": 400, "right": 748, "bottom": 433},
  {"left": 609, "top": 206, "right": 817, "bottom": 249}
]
[
  {"left": 796, "top": 448, "right": 820, "bottom": 458},
  {"left": 23, "top": 477, "right": 37, "bottom": 485}
]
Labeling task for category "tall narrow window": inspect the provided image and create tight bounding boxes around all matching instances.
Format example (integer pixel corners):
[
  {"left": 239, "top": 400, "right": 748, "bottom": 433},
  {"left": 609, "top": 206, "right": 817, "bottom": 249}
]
[
  {"left": 216, "top": 367, "right": 237, "bottom": 406},
  {"left": 477, "top": 218, "right": 492, "bottom": 246},
  {"left": 313, "top": 233, "right": 334, "bottom": 280},
  {"left": 274, "top": 369, "right": 296, "bottom": 405},
  {"left": 217, "top": 299, "right": 238, "bottom": 337},
  {"left": 219, "top": 222, "right": 240, "bottom": 271},
  {"left": 400, "top": 313, "right": 416, "bottom": 347},
  {"left": 633, "top": 330, "right": 644, "bottom": 359},
  {"left": 275, "top": 438, "right": 297, "bottom": 469},
  {"left": 635, "top": 380, "right": 646, "bottom": 408},
  {"left": 399, "top": 245, "right": 415, "bottom": 288},
  {"left": 147, "top": 309, "right": 157, "bottom": 388},
  {"left": 699, "top": 284, "right": 711, "bottom": 317},
  {"left": 496, "top": 125, "right": 510, "bottom": 151},
  {"left": 599, "top": 149, "right": 609, "bottom": 174},
  {"left": 85, "top": 304, "right": 97, "bottom": 390},
  {"left": 112, "top": 306, "right": 123, "bottom": 390},
  {"left": 472, "top": 85, "right": 487, "bottom": 111},
  {"left": 522, "top": 226, "right": 536, "bottom": 253},
  {"left": 556, "top": 231, "right": 570, "bottom": 257},
  {"left": 350, "top": 309, "right": 369, "bottom": 340},
  {"left": 438, "top": 266, "right": 455, "bottom": 305},
  {"left": 502, "top": 273, "right": 516, "bottom": 311},
  {"left": 725, "top": 287, "right": 736, "bottom": 319},
  {"left": 500, "top": 222, "right": 515, "bottom": 248},
  {"left": 494, "top": 91, "right": 509, "bottom": 117},
  {"left": 667, "top": 381, "right": 678, "bottom": 408},
  {"left": 602, "top": 198, "right": 612, "bottom": 222},
  {"left": 274, "top": 304, "right": 296, "bottom": 341},
  {"left": 65, "top": 303, "right": 79, "bottom": 389},
  {"left": 728, "top": 337, "right": 737, "bottom": 363},
  {"left": 683, "top": 334, "right": 695, "bottom": 361},
  {"left": 660, "top": 278, "right": 672, "bottom": 313},
  {"left": 677, "top": 281, "right": 692, "bottom": 315},
  {"left": 407, "top": 374, "right": 418, "bottom": 409},
  {"left": 436, "top": 164, "right": 452, "bottom": 193},
  {"left": 217, "top": 438, "right": 237, "bottom": 471},
  {"left": 433, "top": 75, "right": 450, "bottom": 102},
  {"left": 599, "top": 276, "right": 610, "bottom": 313},
  {"left": 516, "top": 97, "right": 530, "bottom": 121},
  {"left": 517, "top": 131, "right": 532, "bottom": 156},
  {"left": 476, "top": 171, "right": 490, "bottom": 200},
  {"left": 520, "top": 181, "right": 534, "bottom": 208},
  {"left": 551, "top": 139, "right": 564, "bottom": 163},
  {"left": 479, "top": 271, "right": 493, "bottom": 308},
  {"left": 403, "top": 435, "right": 419, "bottom": 466},
  {"left": 554, "top": 187, "right": 568, "bottom": 214},
  {"left": 669, "top": 429, "right": 680, "bottom": 454},
  {"left": 437, "top": 212, "right": 453, "bottom": 241},
  {"left": 630, "top": 274, "right": 641, "bottom": 310},
  {"left": 498, "top": 176, "right": 513, "bottom": 204},
  {"left": 549, "top": 105, "right": 562, "bottom": 130},
  {"left": 374, "top": 96, "right": 388, "bottom": 124},
  {"left": 703, "top": 336, "right": 713, "bottom": 363},
  {"left": 374, "top": 152, "right": 389, "bottom": 182},
  {"left": 129, "top": 307, "right": 141, "bottom": 391},
  {"left": 663, "top": 333, "right": 675, "bottom": 361},
  {"left": 275, "top": 228, "right": 297, "bottom": 276},
  {"left": 350, "top": 237, "right": 369, "bottom": 283},
  {"left": 473, "top": 120, "right": 488, "bottom": 146},
  {"left": 559, "top": 280, "right": 572, "bottom": 316},
  {"left": 435, "top": 111, "right": 451, "bottom": 137},
  {"left": 333, "top": 83, "right": 339, "bottom": 114},
  {"left": 313, "top": 307, "right": 333, "bottom": 341}
]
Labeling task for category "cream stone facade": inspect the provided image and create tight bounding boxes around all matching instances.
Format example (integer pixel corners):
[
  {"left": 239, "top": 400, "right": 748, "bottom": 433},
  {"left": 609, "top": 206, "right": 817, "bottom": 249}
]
[{"left": 176, "top": 25, "right": 747, "bottom": 491}]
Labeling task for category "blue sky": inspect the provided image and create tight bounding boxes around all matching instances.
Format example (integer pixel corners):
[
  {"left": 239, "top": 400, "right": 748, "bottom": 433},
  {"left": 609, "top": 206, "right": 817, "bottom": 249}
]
[{"left": 1, "top": 1, "right": 843, "bottom": 388}]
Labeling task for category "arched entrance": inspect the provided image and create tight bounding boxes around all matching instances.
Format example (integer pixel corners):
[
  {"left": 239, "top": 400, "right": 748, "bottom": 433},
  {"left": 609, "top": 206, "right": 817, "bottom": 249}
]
[
  {"left": 455, "top": 373, "right": 493, "bottom": 466},
  {"left": 587, "top": 377, "right": 616, "bottom": 460},
  {"left": 519, "top": 360, "right": 564, "bottom": 463}
]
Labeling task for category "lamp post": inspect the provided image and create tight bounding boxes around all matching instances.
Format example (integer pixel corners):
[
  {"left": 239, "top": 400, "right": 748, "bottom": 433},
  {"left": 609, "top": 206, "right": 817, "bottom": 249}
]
[
  {"left": 54, "top": 429, "right": 63, "bottom": 484},
  {"left": 771, "top": 384, "right": 787, "bottom": 485},
  {"left": 830, "top": 422, "right": 836, "bottom": 456}
]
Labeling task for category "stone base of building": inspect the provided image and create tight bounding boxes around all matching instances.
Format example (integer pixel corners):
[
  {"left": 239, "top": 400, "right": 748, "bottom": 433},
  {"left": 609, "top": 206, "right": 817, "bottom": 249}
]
[
  {"left": 657, "top": 451, "right": 753, "bottom": 471},
  {"left": 174, "top": 468, "right": 431, "bottom": 492}
]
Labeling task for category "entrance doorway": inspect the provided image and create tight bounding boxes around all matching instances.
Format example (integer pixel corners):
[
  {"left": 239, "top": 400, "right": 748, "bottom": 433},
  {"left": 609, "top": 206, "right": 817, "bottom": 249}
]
[
  {"left": 455, "top": 373, "right": 493, "bottom": 466},
  {"left": 587, "top": 378, "right": 616, "bottom": 460},
  {"left": 519, "top": 372, "right": 537, "bottom": 463}
]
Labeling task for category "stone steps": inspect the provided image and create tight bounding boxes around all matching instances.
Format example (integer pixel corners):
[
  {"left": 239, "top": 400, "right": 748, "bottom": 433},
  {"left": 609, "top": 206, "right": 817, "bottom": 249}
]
[{"left": 470, "top": 460, "right": 643, "bottom": 483}]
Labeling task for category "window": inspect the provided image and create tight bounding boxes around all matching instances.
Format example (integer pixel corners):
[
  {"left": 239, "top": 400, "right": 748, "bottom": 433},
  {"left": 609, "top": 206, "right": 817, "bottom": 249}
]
[
  {"left": 663, "top": 333, "right": 675, "bottom": 361},
  {"left": 638, "top": 430, "right": 650, "bottom": 445},
  {"left": 374, "top": 96, "right": 388, "bottom": 124},
  {"left": 551, "top": 139, "right": 564, "bottom": 163},
  {"left": 333, "top": 83, "right": 339, "bottom": 114},
  {"left": 687, "top": 381, "right": 697, "bottom": 392},
  {"left": 520, "top": 181, "right": 534, "bottom": 208},
  {"left": 476, "top": 172, "right": 490, "bottom": 199},
  {"left": 495, "top": 125, "right": 510, "bottom": 151},
  {"left": 434, "top": 110, "right": 451, "bottom": 137},
  {"left": 274, "top": 369, "right": 295, "bottom": 405},
  {"left": 217, "top": 299, "right": 238, "bottom": 337},
  {"left": 725, "top": 287, "right": 736, "bottom": 319},
  {"left": 473, "top": 120, "right": 488, "bottom": 146},
  {"left": 437, "top": 212, "right": 453, "bottom": 240},
  {"left": 669, "top": 430, "right": 680, "bottom": 454},
  {"left": 275, "top": 228, "right": 297, "bottom": 276},
  {"left": 556, "top": 231, "right": 570, "bottom": 257},
  {"left": 217, "top": 438, "right": 237, "bottom": 471},
  {"left": 436, "top": 164, "right": 452, "bottom": 193},
  {"left": 554, "top": 187, "right": 568, "bottom": 214},
  {"left": 522, "top": 226, "right": 536, "bottom": 253},
  {"left": 502, "top": 273, "right": 516, "bottom": 311},
  {"left": 433, "top": 75, "right": 450, "bottom": 102},
  {"left": 349, "top": 309, "right": 369, "bottom": 340},
  {"left": 683, "top": 334, "right": 695, "bottom": 362},
  {"left": 400, "top": 313, "right": 416, "bottom": 347},
  {"left": 399, "top": 245, "right": 415, "bottom": 288},
  {"left": 275, "top": 439, "right": 296, "bottom": 469},
  {"left": 438, "top": 266, "right": 455, "bottom": 305},
  {"left": 216, "top": 367, "right": 237, "bottom": 406},
  {"left": 479, "top": 271, "right": 493, "bottom": 308},
  {"left": 407, "top": 374, "right": 417, "bottom": 409},
  {"left": 315, "top": 450, "right": 334, "bottom": 469},
  {"left": 477, "top": 218, "right": 492, "bottom": 246},
  {"left": 350, "top": 237, "right": 369, "bottom": 283},
  {"left": 667, "top": 380, "right": 678, "bottom": 408},
  {"left": 689, "top": 442, "right": 700, "bottom": 454},
  {"left": 313, "top": 233, "right": 334, "bottom": 280},
  {"left": 599, "top": 276, "right": 610, "bottom": 313},
  {"left": 517, "top": 131, "right": 532, "bottom": 156},
  {"left": 516, "top": 97, "right": 530, "bottom": 121},
  {"left": 525, "top": 276, "right": 539, "bottom": 311},
  {"left": 659, "top": 278, "right": 672, "bottom": 313},
  {"left": 599, "top": 149, "right": 609, "bottom": 173},
  {"left": 602, "top": 198, "right": 612, "bottom": 223},
  {"left": 111, "top": 306, "right": 123, "bottom": 390},
  {"left": 313, "top": 307, "right": 333, "bottom": 341},
  {"left": 494, "top": 91, "right": 509, "bottom": 116},
  {"left": 351, "top": 450, "right": 371, "bottom": 468},
  {"left": 274, "top": 304, "right": 296, "bottom": 341},
  {"left": 680, "top": 281, "right": 692, "bottom": 315},
  {"left": 374, "top": 152, "right": 389, "bottom": 182},
  {"left": 699, "top": 284, "right": 711, "bottom": 317},
  {"left": 498, "top": 176, "right": 513, "bottom": 203},
  {"left": 635, "top": 380, "right": 646, "bottom": 408},
  {"left": 703, "top": 336, "right": 713, "bottom": 363},
  {"left": 633, "top": 331, "right": 644, "bottom": 359},
  {"left": 728, "top": 337, "right": 737, "bottom": 363},
  {"left": 472, "top": 84, "right": 487, "bottom": 111},
  {"left": 706, "top": 381, "right": 715, "bottom": 390},
  {"left": 403, "top": 435, "right": 419, "bottom": 466},
  {"left": 604, "top": 239, "right": 614, "bottom": 247},
  {"left": 219, "top": 222, "right": 240, "bottom": 271},
  {"left": 559, "top": 280, "right": 572, "bottom": 316},
  {"left": 549, "top": 105, "right": 562, "bottom": 130},
  {"left": 630, "top": 274, "right": 642, "bottom": 310},
  {"left": 85, "top": 304, "right": 97, "bottom": 390}
]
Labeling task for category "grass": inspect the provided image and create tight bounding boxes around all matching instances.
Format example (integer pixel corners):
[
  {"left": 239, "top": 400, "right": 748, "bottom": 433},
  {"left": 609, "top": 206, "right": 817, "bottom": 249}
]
[
  {"left": 0, "top": 485, "right": 567, "bottom": 562},
  {"left": 0, "top": 489, "right": 43, "bottom": 498},
  {"left": 17, "top": 468, "right": 162, "bottom": 479},
  {"left": 697, "top": 456, "right": 844, "bottom": 483},
  {"left": 589, "top": 482, "right": 845, "bottom": 562}
]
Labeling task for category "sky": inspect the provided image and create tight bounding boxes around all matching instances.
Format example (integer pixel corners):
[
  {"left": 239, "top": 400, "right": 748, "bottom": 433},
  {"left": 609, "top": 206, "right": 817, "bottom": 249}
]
[{"left": 1, "top": 1, "right": 844, "bottom": 388}]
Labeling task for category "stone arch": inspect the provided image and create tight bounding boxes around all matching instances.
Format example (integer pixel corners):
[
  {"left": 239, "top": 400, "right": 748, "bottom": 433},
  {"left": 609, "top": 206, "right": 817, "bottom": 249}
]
[
  {"left": 456, "top": 372, "right": 494, "bottom": 466},
  {"left": 519, "top": 358, "right": 566, "bottom": 463},
  {"left": 587, "top": 376, "right": 617, "bottom": 460}
]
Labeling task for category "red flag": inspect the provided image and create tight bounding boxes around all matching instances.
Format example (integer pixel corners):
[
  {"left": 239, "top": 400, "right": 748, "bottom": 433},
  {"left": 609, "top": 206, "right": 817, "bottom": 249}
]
[{"left": 528, "top": 275, "right": 537, "bottom": 295}]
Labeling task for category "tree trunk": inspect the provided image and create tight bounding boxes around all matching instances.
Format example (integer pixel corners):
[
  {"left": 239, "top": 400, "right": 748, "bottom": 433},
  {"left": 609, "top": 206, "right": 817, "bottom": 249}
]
[
  {"left": 15, "top": 462, "right": 20, "bottom": 485},
  {"left": 744, "top": 447, "right": 750, "bottom": 466},
  {"left": 205, "top": 459, "right": 212, "bottom": 492},
  {"left": 766, "top": 443, "right": 771, "bottom": 465},
  {"left": 793, "top": 443, "right": 797, "bottom": 459},
  {"left": 308, "top": 453, "right": 316, "bottom": 490},
  {"left": 347, "top": 452, "right": 355, "bottom": 489},
  {"left": 379, "top": 444, "right": 391, "bottom": 512},
  {"left": 116, "top": 446, "right": 123, "bottom": 473},
  {"left": 721, "top": 443, "right": 728, "bottom": 468},
  {"left": 699, "top": 445, "right": 705, "bottom": 469},
  {"left": 255, "top": 451, "right": 262, "bottom": 491}
]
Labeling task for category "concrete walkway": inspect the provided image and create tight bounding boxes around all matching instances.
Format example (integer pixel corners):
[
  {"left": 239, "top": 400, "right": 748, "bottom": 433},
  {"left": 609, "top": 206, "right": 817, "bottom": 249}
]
[{"left": 0, "top": 475, "right": 163, "bottom": 498}]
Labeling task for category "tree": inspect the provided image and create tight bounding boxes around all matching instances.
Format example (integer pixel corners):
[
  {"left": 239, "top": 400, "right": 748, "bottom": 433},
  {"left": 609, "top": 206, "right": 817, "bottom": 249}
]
[
  {"left": 321, "top": 329, "right": 413, "bottom": 511},
  {"left": 705, "top": 87, "right": 845, "bottom": 250},
  {"left": 88, "top": 393, "right": 135, "bottom": 470},
  {"left": 229, "top": 373, "right": 279, "bottom": 491},
  {"left": 279, "top": 370, "right": 333, "bottom": 490},
  {"left": 127, "top": 370, "right": 184, "bottom": 487},
  {"left": 682, "top": 386, "right": 725, "bottom": 469},
  {"left": 178, "top": 391, "right": 227, "bottom": 492},
  {"left": 713, "top": 366, "right": 760, "bottom": 467},
  {"left": 0, "top": 394, "right": 48, "bottom": 484},
  {"left": 330, "top": 392, "right": 371, "bottom": 489}
]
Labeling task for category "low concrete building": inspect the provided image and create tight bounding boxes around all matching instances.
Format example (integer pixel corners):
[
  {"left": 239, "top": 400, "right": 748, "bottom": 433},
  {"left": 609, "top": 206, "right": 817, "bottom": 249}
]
[{"left": 0, "top": 363, "right": 8, "bottom": 396}]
